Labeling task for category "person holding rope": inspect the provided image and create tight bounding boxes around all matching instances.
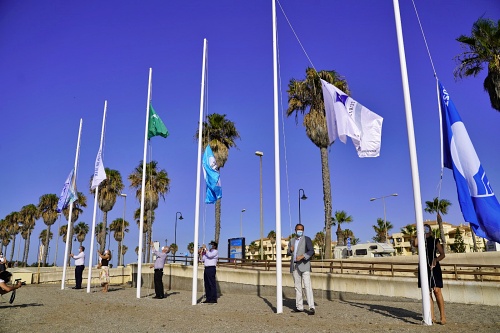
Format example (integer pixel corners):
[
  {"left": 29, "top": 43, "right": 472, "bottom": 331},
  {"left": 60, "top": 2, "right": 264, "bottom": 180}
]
[
  {"left": 97, "top": 250, "right": 111, "bottom": 292},
  {"left": 199, "top": 241, "right": 219, "bottom": 304},
  {"left": 149, "top": 241, "right": 169, "bottom": 299},
  {"left": 414, "top": 224, "right": 446, "bottom": 325},
  {"left": 69, "top": 246, "right": 85, "bottom": 289}
]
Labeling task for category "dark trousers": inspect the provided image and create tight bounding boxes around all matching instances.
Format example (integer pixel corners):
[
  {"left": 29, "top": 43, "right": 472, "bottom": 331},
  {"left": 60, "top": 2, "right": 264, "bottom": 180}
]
[
  {"left": 75, "top": 265, "right": 84, "bottom": 288},
  {"left": 154, "top": 269, "right": 164, "bottom": 298},
  {"left": 204, "top": 266, "right": 217, "bottom": 302}
]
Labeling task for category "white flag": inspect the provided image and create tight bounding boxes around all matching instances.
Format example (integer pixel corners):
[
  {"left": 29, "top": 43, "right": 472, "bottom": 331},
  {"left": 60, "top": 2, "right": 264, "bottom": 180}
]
[
  {"left": 321, "top": 79, "right": 383, "bottom": 158},
  {"left": 91, "top": 147, "right": 106, "bottom": 189}
]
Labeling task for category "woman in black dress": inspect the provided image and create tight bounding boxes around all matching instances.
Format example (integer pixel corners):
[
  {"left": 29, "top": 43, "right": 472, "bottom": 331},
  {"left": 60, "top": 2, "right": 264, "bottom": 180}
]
[{"left": 414, "top": 224, "right": 446, "bottom": 325}]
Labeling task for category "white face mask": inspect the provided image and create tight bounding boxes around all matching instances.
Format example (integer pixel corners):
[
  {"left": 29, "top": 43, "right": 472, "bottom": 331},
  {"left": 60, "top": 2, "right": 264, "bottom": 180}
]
[
  {"left": 296, "top": 230, "right": 304, "bottom": 237},
  {"left": 424, "top": 226, "right": 431, "bottom": 234}
]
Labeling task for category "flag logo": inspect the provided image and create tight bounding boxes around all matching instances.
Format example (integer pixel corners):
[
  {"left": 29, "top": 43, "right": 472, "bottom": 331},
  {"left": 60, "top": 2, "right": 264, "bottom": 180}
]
[{"left": 440, "top": 81, "right": 500, "bottom": 243}]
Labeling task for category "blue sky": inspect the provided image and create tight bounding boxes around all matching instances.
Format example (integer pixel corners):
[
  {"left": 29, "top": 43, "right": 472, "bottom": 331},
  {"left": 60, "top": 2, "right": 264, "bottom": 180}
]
[{"left": 1, "top": 1, "right": 499, "bottom": 265}]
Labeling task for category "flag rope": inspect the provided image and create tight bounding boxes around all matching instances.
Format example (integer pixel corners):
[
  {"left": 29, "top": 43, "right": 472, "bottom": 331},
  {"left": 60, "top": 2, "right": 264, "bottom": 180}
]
[{"left": 411, "top": 0, "right": 437, "bottom": 77}]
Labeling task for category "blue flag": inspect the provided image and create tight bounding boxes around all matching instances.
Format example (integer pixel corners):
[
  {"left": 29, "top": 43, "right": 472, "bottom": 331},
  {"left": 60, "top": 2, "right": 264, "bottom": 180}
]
[
  {"left": 57, "top": 169, "right": 77, "bottom": 212},
  {"left": 202, "top": 145, "right": 222, "bottom": 204},
  {"left": 439, "top": 81, "right": 500, "bottom": 243}
]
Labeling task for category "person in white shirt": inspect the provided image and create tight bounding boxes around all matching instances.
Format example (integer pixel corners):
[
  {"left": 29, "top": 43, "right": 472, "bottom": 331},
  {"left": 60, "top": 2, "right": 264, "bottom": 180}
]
[
  {"left": 69, "top": 246, "right": 85, "bottom": 289},
  {"left": 287, "top": 223, "right": 316, "bottom": 315},
  {"left": 199, "top": 241, "right": 219, "bottom": 304},
  {"left": 0, "top": 252, "right": 8, "bottom": 272}
]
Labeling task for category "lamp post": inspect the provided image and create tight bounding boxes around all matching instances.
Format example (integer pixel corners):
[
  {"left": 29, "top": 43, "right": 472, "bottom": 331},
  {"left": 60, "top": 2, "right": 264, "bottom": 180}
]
[
  {"left": 174, "top": 212, "right": 184, "bottom": 263},
  {"left": 298, "top": 189, "right": 307, "bottom": 225},
  {"left": 255, "top": 151, "right": 264, "bottom": 260},
  {"left": 119, "top": 193, "right": 127, "bottom": 266},
  {"left": 370, "top": 193, "right": 398, "bottom": 244},
  {"left": 240, "top": 209, "right": 246, "bottom": 238}
]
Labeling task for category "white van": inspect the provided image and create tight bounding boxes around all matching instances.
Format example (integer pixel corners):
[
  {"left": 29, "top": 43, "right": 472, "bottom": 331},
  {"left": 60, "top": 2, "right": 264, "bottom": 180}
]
[{"left": 334, "top": 242, "right": 395, "bottom": 259}]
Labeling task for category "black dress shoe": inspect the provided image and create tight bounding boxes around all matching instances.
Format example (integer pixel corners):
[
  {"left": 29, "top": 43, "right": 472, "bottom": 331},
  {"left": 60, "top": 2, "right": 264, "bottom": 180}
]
[
  {"left": 291, "top": 308, "right": 304, "bottom": 313},
  {"left": 308, "top": 308, "right": 315, "bottom": 315},
  {"left": 153, "top": 296, "right": 163, "bottom": 299},
  {"left": 72, "top": 287, "right": 82, "bottom": 289}
]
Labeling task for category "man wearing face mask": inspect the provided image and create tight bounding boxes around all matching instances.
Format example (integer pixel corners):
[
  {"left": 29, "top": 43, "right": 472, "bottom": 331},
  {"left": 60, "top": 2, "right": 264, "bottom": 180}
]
[
  {"left": 199, "top": 241, "right": 219, "bottom": 304},
  {"left": 413, "top": 224, "right": 446, "bottom": 325},
  {"left": 287, "top": 223, "right": 315, "bottom": 315}
]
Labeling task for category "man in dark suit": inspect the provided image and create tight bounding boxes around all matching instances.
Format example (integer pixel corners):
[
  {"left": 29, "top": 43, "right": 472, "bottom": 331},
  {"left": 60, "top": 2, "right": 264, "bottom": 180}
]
[{"left": 287, "top": 223, "right": 315, "bottom": 315}]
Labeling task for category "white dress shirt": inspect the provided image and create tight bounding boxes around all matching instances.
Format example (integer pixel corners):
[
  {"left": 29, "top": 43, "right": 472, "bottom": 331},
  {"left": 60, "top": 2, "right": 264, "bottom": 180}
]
[{"left": 73, "top": 251, "right": 85, "bottom": 266}]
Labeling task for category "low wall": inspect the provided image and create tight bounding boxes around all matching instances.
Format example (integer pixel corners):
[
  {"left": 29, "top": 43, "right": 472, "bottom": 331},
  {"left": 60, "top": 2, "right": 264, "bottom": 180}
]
[{"left": 9, "top": 258, "right": 500, "bottom": 307}]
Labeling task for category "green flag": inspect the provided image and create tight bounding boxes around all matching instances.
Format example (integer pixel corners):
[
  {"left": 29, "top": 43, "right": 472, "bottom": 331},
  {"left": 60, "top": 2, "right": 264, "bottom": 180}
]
[{"left": 148, "top": 103, "right": 169, "bottom": 139}]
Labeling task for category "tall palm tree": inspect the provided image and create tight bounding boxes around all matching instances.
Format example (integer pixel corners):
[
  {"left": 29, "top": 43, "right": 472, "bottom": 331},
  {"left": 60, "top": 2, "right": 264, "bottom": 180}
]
[
  {"left": 331, "top": 210, "right": 353, "bottom": 246},
  {"left": 39, "top": 229, "right": 53, "bottom": 264},
  {"left": 454, "top": 18, "right": 500, "bottom": 112},
  {"left": 169, "top": 243, "right": 178, "bottom": 261},
  {"left": 129, "top": 161, "right": 169, "bottom": 262},
  {"left": 313, "top": 231, "right": 325, "bottom": 260},
  {"left": 424, "top": 197, "right": 451, "bottom": 251},
  {"left": 109, "top": 218, "right": 129, "bottom": 266},
  {"left": 90, "top": 168, "right": 124, "bottom": 253},
  {"left": 372, "top": 218, "right": 393, "bottom": 243},
  {"left": 38, "top": 193, "right": 59, "bottom": 266},
  {"left": 287, "top": 68, "right": 350, "bottom": 259},
  {"left": 95, "top": 222, "right": 107, "bottom": 253},
  {"left": 5, "top": 212, "right": 22, "bottom": 263},
  {"left": 0, "top": 219, "right": 10, "bottom": 255},
  {"left": 19, "top": 204, "right": 38, "bottom": 266},
  {"left": 196, "top": 113, "right": 240, "bottom": 244},
  {"left": 59, "top": 225, "right": 68, "bottom": 244},
  {"left": 134, "top": 207, "right": 155, "bottom": 263},
  {"left": 267, "top": 230, "right": 276, "bottom": 260},
  {"left": 401, "top": 224, "right": 417, "bottom": 254},
  {"left": 62, "top": 191, "right": 87, "bottom": 255},
  {"left": 74, "top": 222, "right": 89, "bottom": 247}
]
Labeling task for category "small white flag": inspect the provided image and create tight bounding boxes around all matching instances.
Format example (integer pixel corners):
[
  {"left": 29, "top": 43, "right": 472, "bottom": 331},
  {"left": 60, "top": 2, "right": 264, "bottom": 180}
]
[
  {"left": 321, "top": 79, "right": 383, "bottom": 158},
  {"left": 91, "top": 147, "right": 106, "bottom": 189}
]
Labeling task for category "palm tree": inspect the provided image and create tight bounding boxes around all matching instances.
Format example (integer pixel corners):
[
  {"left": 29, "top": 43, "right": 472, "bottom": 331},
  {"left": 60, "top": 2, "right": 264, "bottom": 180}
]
[
  {"left": 95, "top": 222, "right": 107, "bottom": 252},
  {"left": 454, "top": 18, "right": 500, "bottom": 112},
  {"left": 39, "top": 229, "right": 53, "bottom": 262},
  {"left": 372, "top": 218, "right": 393, "bottom": 243},
  {"left": 109, "top": 218, "right": 129, "bottom": 266},
  {"left": 0, "top": 219, "right": 10, "bottom": 255},
  {"left": 5, "top": 212, "right": 22, "bottom": 263},
  {"left": 313, "top": 231, "right": 325, "bottom": 260},
  {"left": 38, "top": 193, "right": 59, "bottom": 266},
  {"left": 73, "top": 222, "right": 89, "bottom": 247},
  {"left": 187, "top": 242, "right": 194, "bottom": 256},
  {"left": 62, "top": 191, "right": 87, "bottom": 255},
  {"left": 331, "top": 210, "right": 353, "bottom": 246},
  {"left": 170, "top": 243, "right": 178, "bottom": 261},
  {"left": 248, "top": 241, "right": 259, "bottom": 258},
  {"left": 401, "top": 224, "right": 417, "bottom": 254},
  {"left": 424, "top": 197, "right": 452, "bottom": 251},
  {"left": 90, "top": 168, "right": 124, "bottom": 253},
  {"left": 59, "top": 225, "right": 68, "bottom": 244},
  {"left": 129, "top": 161, "right": 169, "bottom": 262},
  {"left": 196, "top": 113, "right": 240, "bottom": 244},
  {"left": 133, "top": 207, "right": 155, "bottom": 263},
  {"left": 342, "top": 229, "right": 358, "bottom": 246},
  {"left": 267, "top": 230, "right": 276, "bottom": 260},
  {"left": 19, "top": 204, "right": 38, "bottom": 266},
  {"left": 287, "top": 68, "right": 350, "bottom": 259}
]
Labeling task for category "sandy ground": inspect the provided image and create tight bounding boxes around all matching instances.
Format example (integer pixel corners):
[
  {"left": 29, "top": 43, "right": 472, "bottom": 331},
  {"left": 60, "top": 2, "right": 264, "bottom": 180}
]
[{"left": 1, "top": 283, "right": 499, "bottom": 333}]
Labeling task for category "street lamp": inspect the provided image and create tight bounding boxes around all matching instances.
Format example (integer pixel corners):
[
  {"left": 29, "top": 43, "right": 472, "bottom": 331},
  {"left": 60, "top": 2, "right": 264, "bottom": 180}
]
[
  {"left": 255, "top": 151, "right": 264, "bottom": 260},
  {"left": 298, "top": 189, "right": 307, "bottom": 225},
  {"left": 370, "top": 193, "right": 398, "bottom": 244},
  {"left": 174, "top": 212, "right": 184, "bottom": 263},
  {"left": 119, "top": 193, "right": 127, "bottom": 266},
  {"left": 240, "top": 209, "right": 246, "bottom": 238}
]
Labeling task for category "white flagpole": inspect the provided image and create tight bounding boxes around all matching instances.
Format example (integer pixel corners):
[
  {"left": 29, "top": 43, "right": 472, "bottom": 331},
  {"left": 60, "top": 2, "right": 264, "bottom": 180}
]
[
  {"left": 61, "top": 118, "right": 83, "bottom": 289},
  {"left": 192, "top": 38, "right": 207, "bottom": 305},
  {"left": 86, "top": 100, "right": 107, "bottom": 293},
  {"left": 392, "top": 0, "right": 431, "bottom": 325},
  {"left": 272, "top": 0, "right": 283, "bottom": 314},
  {"left": 137, "top": 68, "right": 153, "bottom": 298}
]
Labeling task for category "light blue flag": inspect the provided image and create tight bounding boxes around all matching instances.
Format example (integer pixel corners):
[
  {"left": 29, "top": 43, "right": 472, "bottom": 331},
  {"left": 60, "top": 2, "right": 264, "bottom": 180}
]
[
  {"left": 202, "top": 145, "right": 222, "bottom": 204},
  {"left": 57, "top": 169, "right": 77, "bottom": 212},
  {"left": 439, "top": 81, "right": 500, "bottom": 243}
]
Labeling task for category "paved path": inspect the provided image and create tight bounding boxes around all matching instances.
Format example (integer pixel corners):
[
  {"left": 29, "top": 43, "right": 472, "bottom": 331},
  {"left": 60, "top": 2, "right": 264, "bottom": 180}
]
[{"left": 1, "top": 284, "right": 499, "bottom": 332}]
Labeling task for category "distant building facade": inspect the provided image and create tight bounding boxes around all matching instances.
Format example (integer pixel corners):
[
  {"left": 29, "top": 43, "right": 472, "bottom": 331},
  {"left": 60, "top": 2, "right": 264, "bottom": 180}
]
[{"left": 390, "top": 220, "right": 486, "bottom": 255}]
